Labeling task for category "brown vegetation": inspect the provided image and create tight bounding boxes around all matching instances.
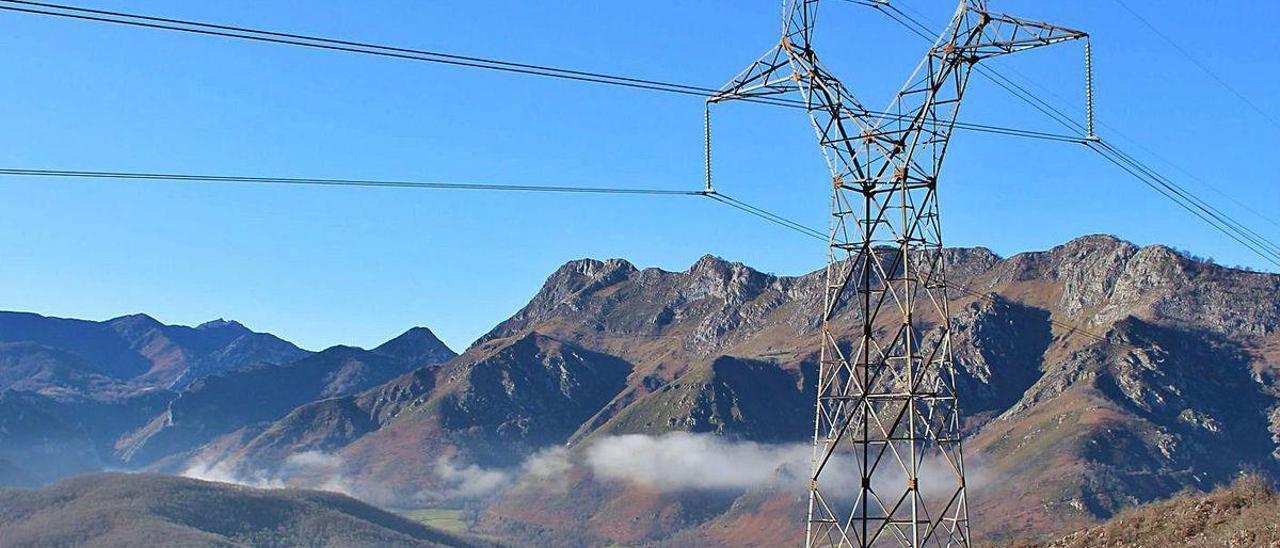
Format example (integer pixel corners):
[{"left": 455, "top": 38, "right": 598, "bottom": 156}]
[{"left": 1010, "top": 475, "right": 1280, "bottom": 548}]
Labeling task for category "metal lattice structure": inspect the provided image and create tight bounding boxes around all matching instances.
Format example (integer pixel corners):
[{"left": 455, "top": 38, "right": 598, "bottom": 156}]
[{"left": 709, "top": 1, "right": 1086, "bottom": 546}]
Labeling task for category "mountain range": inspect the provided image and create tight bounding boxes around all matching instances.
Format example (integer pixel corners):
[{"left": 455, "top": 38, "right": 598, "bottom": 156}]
[
  {"left": 0, "top": 234, "right": 1277, "bottom": 546},
  {"left": 0, "top": 311, "right": 455, "bottom": 485}
]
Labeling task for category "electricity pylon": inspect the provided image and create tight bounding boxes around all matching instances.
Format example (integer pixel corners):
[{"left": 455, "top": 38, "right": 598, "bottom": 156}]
[{"left": 708, "top": 1, "right": 1086, "bottom": 546}]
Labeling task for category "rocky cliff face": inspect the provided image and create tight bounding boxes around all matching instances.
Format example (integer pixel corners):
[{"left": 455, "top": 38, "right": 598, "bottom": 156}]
[{"left": 582, "top": 355, "right": 812, "bottom": 443}]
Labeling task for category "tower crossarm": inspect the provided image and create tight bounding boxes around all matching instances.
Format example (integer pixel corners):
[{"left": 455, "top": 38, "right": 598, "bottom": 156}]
[
  {"left": 707, "top": 44, "right": 802, "bottom": 104},
  {"left": 949, "top": 8, "right": 1088, "bottom": 61}
]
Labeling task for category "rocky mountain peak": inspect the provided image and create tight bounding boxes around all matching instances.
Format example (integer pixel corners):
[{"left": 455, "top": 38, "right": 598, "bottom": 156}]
[
  {"left": 544, "top": 257, "right": 638, "bottom": 301},
  {"left": 1049, "top": 234, "right": 1138, "bottom": 270},
  {"left": 1061, "top": 233, "right": 1131, "bottom": 251},
  {"left": 942, "top": 246, "right": 1002, "bottom": 280},
  {"left": 554, "top": 257, "right": 638, "bottom": 281},
  {"left": 432, "top": 330, "right": 632, "bottom": 465},
  {"left": 689, "top": 254, "right": 732, "bottom": 273},
  {"left": 194, "top": 319, "right": 249, "bottom": 333},
  {"left": 105, "top": 313, "right": 164, "bottom": 333},
  {"left": 684, "top": 254, "right": 775, "bottom": 304},
  {"left": 372, "top": 327, "right": 456, "bottom": 367}
]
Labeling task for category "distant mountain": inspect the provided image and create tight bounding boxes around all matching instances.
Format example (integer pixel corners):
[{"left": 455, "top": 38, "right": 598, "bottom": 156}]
[
  {"left": 0, "top": 341, "right": 133, "bottom": 400},
  {"left": 120, "top": 329, "right": 456, "bottom": 467},
  {"left": 185, "top": 331, "right": 629, "bottom": 501},
  {"left": 0, "top": 312, "right": 310, "bottom": 487},
  {"left": 0, "top": 312, "right": 309, "bottom": 393},
  {"left": 340, "top": 331, "right": 631, "bottom": 468},
  {"left": 373, "top": 327, "right": 459, "bottom": 367},
  {"left": 0, "top": 318, "right": 454, "bottom": 487},
  {"left": 0, "top": 386, "right": 174, "bottom": 487},
  {"left": 0, "top": 473, "right": 490, "bottom": 547},
  {"left": 0, "top": 391, "right": 100, "bottom": 486}
]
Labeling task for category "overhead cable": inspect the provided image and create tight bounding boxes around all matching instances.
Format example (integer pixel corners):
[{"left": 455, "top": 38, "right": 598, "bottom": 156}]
[
  {"left": 0, "top": 168, "right": 703, "bottom": 195},
  {"left": 0, "top": 0, "right": 1084, "bottom": 143},
  {"left": 862, "top": 0, "right": 1280, "bottom": 269}
]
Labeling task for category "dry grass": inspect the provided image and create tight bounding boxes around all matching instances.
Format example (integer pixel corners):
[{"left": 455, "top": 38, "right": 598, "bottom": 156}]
[
  {"left": 0, "top": 472, "right": 493, "bottom": 548},
  {"left": 1009, "top": 475, "right": 1280, "bottom": 548}
]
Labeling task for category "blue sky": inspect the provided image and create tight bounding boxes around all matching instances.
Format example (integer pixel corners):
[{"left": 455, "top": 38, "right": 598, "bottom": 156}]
[{"left": 1, "top": 0, "right": 1277, "bottom": 352}]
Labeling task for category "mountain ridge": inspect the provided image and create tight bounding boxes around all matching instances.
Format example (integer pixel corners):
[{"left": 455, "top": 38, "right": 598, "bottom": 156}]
[{"left": 1, "top": 234, "right": 1277, "bottom": 545}]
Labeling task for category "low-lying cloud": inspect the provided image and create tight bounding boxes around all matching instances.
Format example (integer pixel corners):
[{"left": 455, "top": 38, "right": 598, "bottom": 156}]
[
  {"left": 180, "top": 433, "right": 984, "bottom": 509},
  {"left": 574, "top": 433, "right": 986, "bottom": 503},
  {"left": 584, "top": 432, "right": 811, "bottom": 492},
  {"left": 182, "top": 457, "right": 286, "bottom": 490},
  {"left": 434, "top": 457, "right": 511, "bottom": 499},
  {"left": 182, "top": 451, "right": 410, "bottom": 506}
]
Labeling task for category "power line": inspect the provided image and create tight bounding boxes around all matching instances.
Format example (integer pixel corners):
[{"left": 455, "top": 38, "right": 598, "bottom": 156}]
[
  {"left": 874, "top": 1, "right": 1088, "bottom": 135},
  {"left": 0, "top": 166, "right": 816, "bottom": 237},
  {"left": 0, "top": 168, "right": 703, "bottom": 195},
  {"left": 0, "top": 0, "right": 1085, "bottom": 144},
  {"left": 0, "top": 1, "right": 733, "bottom": 99},
  {"left": 1086, "top": 143, "right": 1280, "bottom": 269},
  {"left": 1112, "top": 0, "right": 1280, "bottom": 134},
  {"left": 890, "top": 0, "right": 1280, "bottom": 235},
  {"left": 1096, "top": 144, "right": 1280, "bottom": 259},
  {"left": 704, "top": 191, "right": 828, "bottom": 241},
  {"left": 1087, "top": 120, "right": 1280, "bottom": 234},
  {"left": 0, "top": 164, "right": 1150, "bottom": 342},
  {"left": 936, "top": 30, "right": 1280, "bottom": 263},
  {"left": 863, "top": 0, "right": 1280, "bottom": 270},
  {"left": 7, "top": 1, "right": 1276, "bottom": 268},
  {"left": 885, "top": 0, "right": 1280, "bottom": 233},
  {"left": 1099, "top": 1, "right": 1280, "bottom": 233},
  {"left": 1094, "top": 142, "right": 1280, "bottom": 268}
]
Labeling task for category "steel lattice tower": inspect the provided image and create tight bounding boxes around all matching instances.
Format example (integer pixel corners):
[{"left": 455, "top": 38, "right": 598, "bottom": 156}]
[{"left": 709, "top": 1, "right": 1086, "bottom": 546}]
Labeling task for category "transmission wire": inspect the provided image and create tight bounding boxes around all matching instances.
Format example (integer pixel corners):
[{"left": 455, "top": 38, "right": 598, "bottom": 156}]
[
  {"left": 0, "top": 0, "right": 1083, "bottom": 143},
  {"left": 861, "top": 0, "right": 1280, "bottom": 269},
  {"left": 7, "top": 1, "right": 1278, "bottom": 266},
  {"left": 1112, "top": 0, "right": 1280, "bottom": 134},
  {"left": 0, "top": 168, "right": 703, "bottom": 195}
]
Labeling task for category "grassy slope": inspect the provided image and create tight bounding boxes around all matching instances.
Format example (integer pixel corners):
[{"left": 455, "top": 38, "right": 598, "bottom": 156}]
[
  {"left": 402, "top": 509, "right": 468, "bottom": 534},
  {"left": 1010, "top": 475, "right": 1280, "bottom": 548},
  {"left": 0, "top": 473, "right": 495, "bottom": 548}
]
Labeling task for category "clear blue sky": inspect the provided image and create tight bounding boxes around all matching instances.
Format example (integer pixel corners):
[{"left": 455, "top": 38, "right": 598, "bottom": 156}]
[{"left": 1, "top": 0, "right": 1277, "bottom": 352}]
